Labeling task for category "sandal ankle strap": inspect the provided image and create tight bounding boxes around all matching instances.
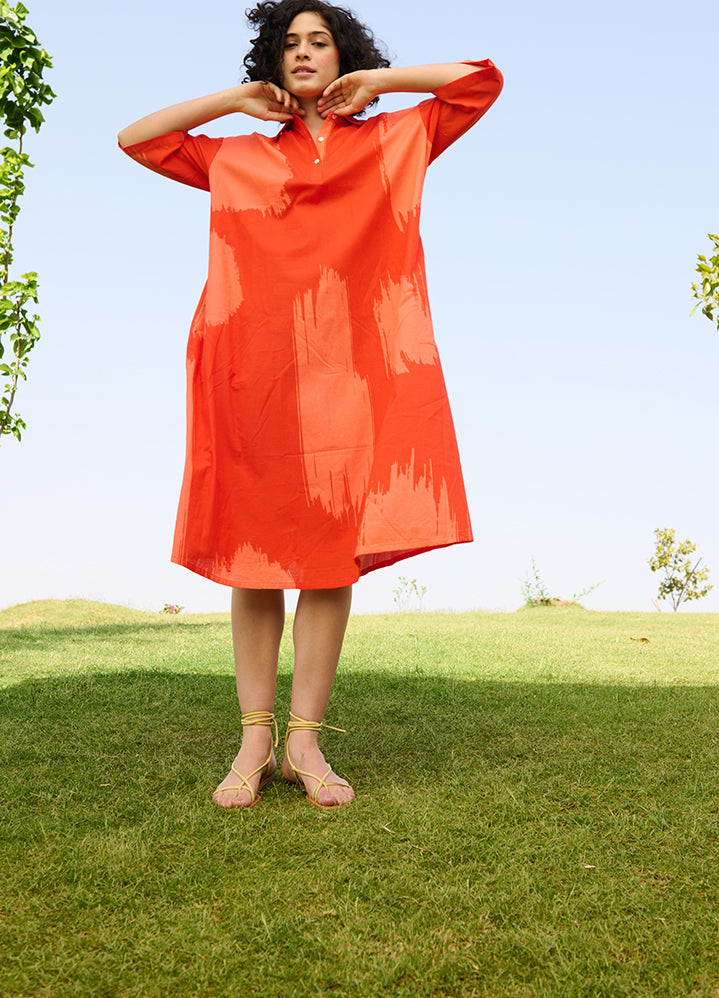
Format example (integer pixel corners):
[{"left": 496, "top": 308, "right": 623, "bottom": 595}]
[
  {"left": 241, "top": 710, "right": 279, "bottom": 747},
  {"left": 287, "top": 710, "right": 346, "bottom": 735}
]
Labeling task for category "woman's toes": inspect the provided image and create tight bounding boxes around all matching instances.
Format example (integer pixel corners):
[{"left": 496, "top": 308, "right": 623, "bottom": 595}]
[
  {"left": 212, "top": 747, "right": 275, "bottom": 808},
  {"left": 212, "top": 786, "right": 253, "bottom": 808},
  {"left": 283, "top": 743, "right": 354, "bottom": 808},
  {"left": 315, "top": 775, "right": 354, "bottom": 808}
]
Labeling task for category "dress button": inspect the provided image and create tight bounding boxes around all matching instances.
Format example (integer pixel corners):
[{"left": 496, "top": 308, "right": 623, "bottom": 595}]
[
  {"left": 314, "top": 158, "right": 320, "bottom": 164},
  {"left": 318, "top": 136, "right": 325, "bottom": 142}
]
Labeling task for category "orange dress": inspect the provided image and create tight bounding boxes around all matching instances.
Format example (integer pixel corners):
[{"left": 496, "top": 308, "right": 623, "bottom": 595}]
[{"left": 122, "top": 60, "right": 503, "bottom": 589}]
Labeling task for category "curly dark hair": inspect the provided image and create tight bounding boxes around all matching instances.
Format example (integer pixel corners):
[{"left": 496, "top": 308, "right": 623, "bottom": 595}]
[{"left": 243, "top": 1, "right": 390, "bottom": 112}]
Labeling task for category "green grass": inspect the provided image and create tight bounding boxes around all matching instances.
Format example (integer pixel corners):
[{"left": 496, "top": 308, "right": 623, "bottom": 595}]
[{"left": 1, "top": 600, "right": 719, "bottom": 997}]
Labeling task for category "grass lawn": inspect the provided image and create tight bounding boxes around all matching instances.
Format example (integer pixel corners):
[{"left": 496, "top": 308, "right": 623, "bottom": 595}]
[{"left": 1, "top": 599, "right": 718, "bottom": 997}]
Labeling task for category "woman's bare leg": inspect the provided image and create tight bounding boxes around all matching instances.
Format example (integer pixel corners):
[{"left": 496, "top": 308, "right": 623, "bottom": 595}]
[
  {"left": 281, "top": 585, "right": 354, "bottom": 807},
  {"left": 213, "top": 588, "right": 285, "bottom": 808}
]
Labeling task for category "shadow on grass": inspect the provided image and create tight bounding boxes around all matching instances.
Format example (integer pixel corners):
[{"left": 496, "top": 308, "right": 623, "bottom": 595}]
[{"left": 2, "top": 668, "right": 718, "bottom": 832}]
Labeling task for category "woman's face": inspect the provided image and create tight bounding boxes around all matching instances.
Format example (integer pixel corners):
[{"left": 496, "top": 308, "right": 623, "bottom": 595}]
[{"left": 280, "top": 10, "right": 341, "bottom": 100}]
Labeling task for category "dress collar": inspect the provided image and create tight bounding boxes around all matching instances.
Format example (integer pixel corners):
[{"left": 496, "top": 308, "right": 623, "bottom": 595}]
[{"left": 278, "top": 113, "right": 363, "bottom": 138}]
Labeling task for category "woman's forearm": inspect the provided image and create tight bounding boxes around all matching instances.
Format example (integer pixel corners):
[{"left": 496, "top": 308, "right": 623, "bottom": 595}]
[
  {"left": 118, "top": 81, "right": 303, "bottom": 147},
  {"left": 318, "top": 63, "right": 484, "bottom": 119},
  {"left": 118, "top": 88, "right": 244, "bottom": 148},
  {"left": 370, "top": 63, "right": 478, "bottom": 96}
]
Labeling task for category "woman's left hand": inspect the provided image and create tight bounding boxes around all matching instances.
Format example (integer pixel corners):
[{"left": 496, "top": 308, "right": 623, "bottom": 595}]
[{"left": 318, "top": 71, "right": 380, "bottom": 118}]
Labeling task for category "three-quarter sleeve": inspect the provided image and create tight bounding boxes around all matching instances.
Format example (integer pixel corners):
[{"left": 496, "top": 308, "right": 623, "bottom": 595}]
[
  {"left": 119, "top": 131, "right": 223, "bottom": 191},
  {"left": 419, "top": 59, "right": 503, "bottom": 163}
]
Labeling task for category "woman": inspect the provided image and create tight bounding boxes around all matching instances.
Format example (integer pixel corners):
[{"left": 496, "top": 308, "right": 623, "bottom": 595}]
[{"left": 118, "top": 0, "right": 502, "bottom": 810}]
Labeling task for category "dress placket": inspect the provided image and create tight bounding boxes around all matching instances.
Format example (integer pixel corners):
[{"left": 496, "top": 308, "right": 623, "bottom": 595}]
[{"left": 307, "top": 118, "right": 334, "bottom": 170}]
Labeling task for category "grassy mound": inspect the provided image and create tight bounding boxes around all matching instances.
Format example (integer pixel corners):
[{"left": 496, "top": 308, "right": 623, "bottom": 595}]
[
  {"left": 0, "top": 599, "right": 229, "bottom": 631},
  {"left": 0, "top": 598, "right": 162, "bottom": 629}
]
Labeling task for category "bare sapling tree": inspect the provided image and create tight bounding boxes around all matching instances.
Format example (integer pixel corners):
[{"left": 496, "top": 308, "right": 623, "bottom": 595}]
[
  {"left": 648, "top": 527, "right": 713, "bottom": 612},
  {"left": 0, "top": 1, "right": 55, "bottom": 442}
]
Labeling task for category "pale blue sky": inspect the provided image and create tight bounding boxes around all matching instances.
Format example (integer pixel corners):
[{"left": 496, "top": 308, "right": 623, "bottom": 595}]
[{"left": 2, "top": 0, "right": 718, "bottom": 614}]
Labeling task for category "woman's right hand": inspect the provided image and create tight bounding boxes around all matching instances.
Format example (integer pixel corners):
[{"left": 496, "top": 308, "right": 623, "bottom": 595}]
[{"left": 237, "top": 81, "right": 304, "bottom": 121}]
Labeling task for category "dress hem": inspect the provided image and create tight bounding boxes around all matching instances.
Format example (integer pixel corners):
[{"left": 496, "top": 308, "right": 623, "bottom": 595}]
[{"left": 171, "top": 536, "right": 473, "bottom": 590}]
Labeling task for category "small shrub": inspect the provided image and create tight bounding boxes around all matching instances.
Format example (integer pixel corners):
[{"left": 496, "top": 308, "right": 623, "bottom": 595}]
[
  {"left": 520, "top": 557, "right": 551, "bottom": 606},
  {"left": 521, "top": 558, "right": 603, "bottom": 608},
  {"left": 393, "top": 577, "right": 427, "bottom": 612},
  {"left": 648, "top": 527, "right": 712, "bottom": 611}
]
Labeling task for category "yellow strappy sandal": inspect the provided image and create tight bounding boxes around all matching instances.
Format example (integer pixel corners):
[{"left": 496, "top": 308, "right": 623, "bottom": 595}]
[
  {"left": 283, "top": 710, "right": 353, "bottom": 810},
  {"left": 213, "top": 710, "right": 278, "bottom": 809}
]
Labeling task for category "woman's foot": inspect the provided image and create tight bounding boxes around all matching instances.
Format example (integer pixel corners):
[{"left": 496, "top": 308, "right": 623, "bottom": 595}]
[
  {"left": 213, "top": 727, "right": 277, "bottom": 809},
  {"left": 281, "top": 730, "right": 354, "bottom": 808}
]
